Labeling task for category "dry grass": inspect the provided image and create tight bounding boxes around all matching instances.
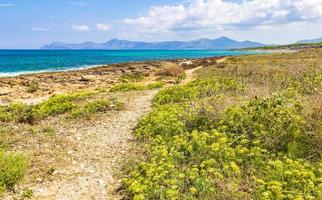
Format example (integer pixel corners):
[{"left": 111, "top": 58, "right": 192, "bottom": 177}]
[
  {"left": 155, "top": 63, "right": 185, "bottom": 77},
  {"left": 197, "top": 49, "right": 322, "bottom": 95},
  {"left": 196, "top": 48, "right": 322, "bottom": 159}
]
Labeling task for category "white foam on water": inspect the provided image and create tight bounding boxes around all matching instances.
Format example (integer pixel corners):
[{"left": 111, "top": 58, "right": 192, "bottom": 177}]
[{"left": 0, "top": 64, "right": 103, "bottom": 78}]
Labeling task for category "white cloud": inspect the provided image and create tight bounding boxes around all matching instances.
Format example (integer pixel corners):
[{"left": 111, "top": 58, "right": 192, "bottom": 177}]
[
  {"left": 123, "top": 0, "right": 322, "bottom": 34},
  {"left": 0, "top": 3, "right": 14, "bottom": 7},
  {"left": 72, "top": 25, "right": 90, "bottom": 32},
  {"left": 32, "top": 27, "right": 51, "bottom": 31},
  {"left": 96, "top": 23, "right": 110, "bottom": 31}
]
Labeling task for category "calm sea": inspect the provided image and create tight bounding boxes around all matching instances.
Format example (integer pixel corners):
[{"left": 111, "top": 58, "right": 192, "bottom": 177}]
[{"left": 0, "top": 50, "right": 258, "bottom": 77}]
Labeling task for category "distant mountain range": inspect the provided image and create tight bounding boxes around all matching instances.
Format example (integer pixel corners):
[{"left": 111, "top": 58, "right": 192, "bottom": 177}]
[
  {"left": 297, "top": 37, "right": 322, "bottom": 44},
  {"left": 41, "top": 37, "right": 266, "bottom": 50}
]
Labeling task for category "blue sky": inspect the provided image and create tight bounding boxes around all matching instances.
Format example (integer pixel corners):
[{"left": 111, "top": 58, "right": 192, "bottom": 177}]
[{"left": 0, "top": 0, "right": 322, "bottom": 49}]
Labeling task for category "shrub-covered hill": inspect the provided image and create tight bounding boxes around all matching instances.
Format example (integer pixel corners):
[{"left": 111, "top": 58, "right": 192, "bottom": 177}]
[{"left": 123, "top": 49, "right": 322, "bottom": 200}]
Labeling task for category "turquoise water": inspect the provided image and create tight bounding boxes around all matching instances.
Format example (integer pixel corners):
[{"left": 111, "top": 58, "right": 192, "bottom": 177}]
[{"left": 0, "top": 50, "right": 257, "bottom": 77}]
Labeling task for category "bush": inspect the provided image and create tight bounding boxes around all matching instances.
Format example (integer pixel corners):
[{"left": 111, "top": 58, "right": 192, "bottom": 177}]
[
  {"left": 135, "top": 105, "right": 185, "bottom": 140},
  {"left": 26, "top": 82, "right": 39, "bottom": 93},
  {"left": 153, "top": 78, "right": 242, "bottom": 106},
  {"left": 135, "top": 102, "right": 215, "bottom": 141},
  {"left": 146, "top": 82, "right": 165, "bottom": 90},
  {"left": 124, "top": 90, "right": 322, "bottom": 199},
  {"left": 0, "top": 92, "right": 94, "bottom": 124},
  {"left": 70, "top": 99, "right": 124, "bottom": 119},
  {"left": 0, "top": 106, "right": 12, "bottom": 122},
  {"left": 0, "top": 151, "right": 26, "bottom": 193},
  {"left": 110, "top": 83, "right": 146, "bottom": 92},
  {"left": 110, "top": 82, "right": 164, "bottom": 92},
  {"left": 286, "top": 68, "right": 322, "bottom": 96},
  {"left": 156, "top": 65, "right": 184, "bottom": 77},
  {"left": 119, "top": 72, "right": 146, "bottom": 83},
  {"left": 217, "top": 95, "right": 312, "bottom": 158},
  {"left": 175, "top": 73, "right": 187, "bottom": 84},
  {"left": 36, "top": 92, "right": 91, "bottom": 118}
]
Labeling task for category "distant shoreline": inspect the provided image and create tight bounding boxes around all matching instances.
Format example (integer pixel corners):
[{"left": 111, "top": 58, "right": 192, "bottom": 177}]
[
  {"left": 0, "top": 50, "right": 263, "bottom": 78},
  {"left": 0, "top": 48, "right": 298, "bottom": 78},
  {"left": 243, "top": 49, "right": 298, "bottom": 53}
]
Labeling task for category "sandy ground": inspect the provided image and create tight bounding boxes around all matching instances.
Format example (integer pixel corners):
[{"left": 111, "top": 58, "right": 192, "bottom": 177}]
[{"left": 29, "top": 91, "right": 156, "bottom": 200}]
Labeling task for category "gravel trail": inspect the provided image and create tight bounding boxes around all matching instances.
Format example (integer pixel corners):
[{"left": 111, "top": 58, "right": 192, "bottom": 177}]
[{"left": 30, "top": 90, "right": 156, "bottom": 200}]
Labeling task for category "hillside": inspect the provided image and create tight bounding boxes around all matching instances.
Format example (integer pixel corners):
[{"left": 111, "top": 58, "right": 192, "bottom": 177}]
[
  {"left": 241, "top": 41, "right": 322, "bottom": 50},
  {"left": 297, "top": 37, "right": 322, "bottom": 44},
  {"left": 41, "top": 37, "right": 265, "bottom": 50}
]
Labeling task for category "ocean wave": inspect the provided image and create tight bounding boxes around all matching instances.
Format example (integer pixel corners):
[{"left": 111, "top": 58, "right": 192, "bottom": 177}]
[{"left": 0, "top": 64, "right": 102, "bottom": 78}]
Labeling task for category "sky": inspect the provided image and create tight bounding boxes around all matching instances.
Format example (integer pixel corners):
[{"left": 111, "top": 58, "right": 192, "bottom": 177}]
[{"left": 0, "top": 0, "right": 322, "bottom": 49}]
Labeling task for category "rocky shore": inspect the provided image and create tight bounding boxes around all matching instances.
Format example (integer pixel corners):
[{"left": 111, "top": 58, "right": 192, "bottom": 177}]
[{"left": 0, "top": 56, "right": 223, "bottom": 105}]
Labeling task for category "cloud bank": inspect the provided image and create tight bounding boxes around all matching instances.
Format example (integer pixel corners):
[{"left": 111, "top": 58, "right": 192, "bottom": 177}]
[
  {"left": 32, "top": 27, "right": 51, "bottom": 31},
  {"left": 96, "top": 23, "right": 110, "bottom": 31},
  {"left": 123, "top": 0, "right": 322, "bottom": 34},
  {"left": 72, "top": 25, "right": 90, "bottom": 32}
]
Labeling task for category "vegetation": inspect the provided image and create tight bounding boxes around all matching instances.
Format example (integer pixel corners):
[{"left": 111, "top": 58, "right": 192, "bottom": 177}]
[
  {"left": 0, "top": 89, "right": 126, "bottom": 195},
  {"left": 70, "top": 99, "right": 124, "bottom": 119},
  {"left": 156, "top": 65, "right": 185, "bottom": 78},
  {"left": 153, "top": 78, "right": 242, "bottom": 106},
  {"left": 26, "top": 82, "right": 39, "bottom": 93},
  {"left": 0, "top": 91, "right": 124, "bottom": 124},
  {"left": 242, "top": 42, "right": 322, "bottom": 50},
  {"left": 110, "top": 82, "right": 164, "bottom": 92},
  {"left": 123, "top": 49, "right": 322, "bottom": 199},
  {"left": 0, "top": 151, "right": 26, "bottom": 195},
  {"left": 0, "top": 48, "right": 321, "bottom": 198},
  {"left": 119, "top": 72, "right": 146, "bottom": 83}
]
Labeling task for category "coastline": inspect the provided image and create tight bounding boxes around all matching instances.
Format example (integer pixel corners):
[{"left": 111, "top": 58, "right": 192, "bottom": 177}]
[
  {"left": 0, "top": 49, "right": 264, "bottom": 78},
  {"left": 0, "top": 64, "right": 101, "bottom": 78},
  {"left": 0, "top": 48, "right": 297, "bottom": 105},
  {"left": 0, "top": 56, "right": 224, "bottom": 105}
]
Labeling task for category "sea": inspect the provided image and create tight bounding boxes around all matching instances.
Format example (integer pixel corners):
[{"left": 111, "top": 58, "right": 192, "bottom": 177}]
[{"left": 0, "top": 50, "right": 259, "bottom": 77}]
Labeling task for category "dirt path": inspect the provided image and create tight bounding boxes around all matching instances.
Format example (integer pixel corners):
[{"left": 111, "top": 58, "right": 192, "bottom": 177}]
[
  {"left": 182, "top": 57, "right": 227, "bottom": 84},
  {"left": 217, "top": 57, "right": 227, "bottom": 63},
  {"left": 182, "top": 66, "right": 204, "bottom": 84},
  {"left": 27, "top": 90, "right": 156, "bottom": 200}
]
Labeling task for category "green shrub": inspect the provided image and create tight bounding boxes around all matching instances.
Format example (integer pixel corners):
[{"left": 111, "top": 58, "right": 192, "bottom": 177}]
[
  {"left": 135, "top": 105, "right": 185, "bottom": 140},
  {"left": 0, "top": 106, "right": 12, "bottom": 122},
  {"left": 0, "top": 92, "right": 93, "bottom": 124},
  {"left": 22, "top": 188, "right": 33, "bottom": 198},
  {"left": 119, "top": 72, "right": 146, "bottom": 83},
  {"left": 124, "top": 92, "right": 322, "bottom": 199},
  {"left": 286, "top": 68, "right": 322, "bottom": 96},
  {"left": 153, "top": 85, "right": 198, "bottom": 106},
  {"left": 26, "top": 82, "right": 39, "bottom": 93},
  {"left": 0, "top": 151, "right": 26, "bottom": 193},
  {"left": 36, "top": 92, "right": 91, "bottom": 117},
  {"left": 153, "top": 78, "right": 242, "bottom": 106},
  {"left": 135, "top": 102, "right": 215, "bottom": 140},
  {"left": 146, "top": 82, "right": 165, "bottom": 90},
  {"left": 217, "top": 95, "right": 311, "bottom": 158},
  {"left": 7, "top": 103, "right": 39, "bottom": 124},
  {"left": 110, "top": 83, "right": 146, "bottom": 92},
  {"left": 110, "top": 82, "right": 164, "bottom": 92},
  {"left": 175, "top": 73, "right": 187, "bottom": 84},
  {"left": 254, "top": 158, "right": 322, "bottom": 199},
  {"left": 70, "top": 99, "right": 124, "bottom": 118}
]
